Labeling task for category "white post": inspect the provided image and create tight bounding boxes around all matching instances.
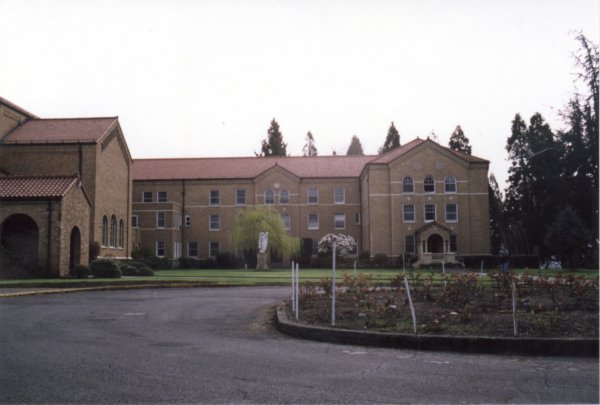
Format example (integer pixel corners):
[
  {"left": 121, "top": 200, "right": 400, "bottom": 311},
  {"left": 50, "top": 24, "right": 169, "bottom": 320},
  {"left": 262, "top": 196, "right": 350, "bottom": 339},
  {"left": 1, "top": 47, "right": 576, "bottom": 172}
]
[
  {"left": 353, "top": 260, "right": 357, "bottom": 277},
  {"left": 404, "top": 276, "right": 417, "bottom": 334},
  {"left": 512, "top": 280, "right": 518, "bottom": 337},
  {"left": 442, "top": 259, "right": 447, "bottom": 287},
  {"left": 332, "top": 241, "right": 337, "bottom": 327},
  {"left": 291, "top": 261, "right": 295, "bottom": 318},
  {"left": 295, "top": 262, "right": 299, "bottom": 320},
  {"left": 480, "top": 260, "right": 484, "bottom": 275}
]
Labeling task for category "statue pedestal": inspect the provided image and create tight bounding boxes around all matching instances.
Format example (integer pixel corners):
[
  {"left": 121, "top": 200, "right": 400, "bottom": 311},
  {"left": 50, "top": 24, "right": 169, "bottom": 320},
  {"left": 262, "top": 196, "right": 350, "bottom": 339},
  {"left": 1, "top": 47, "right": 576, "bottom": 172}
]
[{"left": 256, "top": 252, "right": 269, "bottom": 270}]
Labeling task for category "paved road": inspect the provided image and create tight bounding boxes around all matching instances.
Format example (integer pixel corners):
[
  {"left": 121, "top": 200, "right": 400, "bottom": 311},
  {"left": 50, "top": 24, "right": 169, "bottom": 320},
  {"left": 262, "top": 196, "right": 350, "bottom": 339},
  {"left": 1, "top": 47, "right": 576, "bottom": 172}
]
[{"left": 0, "top": 287, "right": 597, "bottom": 404}]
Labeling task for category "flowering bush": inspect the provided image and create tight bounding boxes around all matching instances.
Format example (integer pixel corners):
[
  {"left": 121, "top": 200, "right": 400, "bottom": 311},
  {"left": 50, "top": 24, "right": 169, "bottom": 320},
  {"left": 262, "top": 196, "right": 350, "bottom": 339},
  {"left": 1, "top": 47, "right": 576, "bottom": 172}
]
[{"left": 318, "top": 234, "right": 357, "bottom": 257}]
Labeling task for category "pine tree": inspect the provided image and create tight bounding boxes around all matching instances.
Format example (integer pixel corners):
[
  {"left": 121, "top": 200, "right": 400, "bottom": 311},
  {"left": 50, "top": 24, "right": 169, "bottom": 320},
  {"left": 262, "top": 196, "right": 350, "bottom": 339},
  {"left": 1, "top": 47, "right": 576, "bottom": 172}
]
[
  {"left": 302, "top": 131, "right": 318, "bottom": 156},
  {"left": 488, "top": 174, "right": 504, "bottom": 253},
  {"left": 346, "top": 135, "right": 364, "bottom": 156},
  {"left": 544, "top": 205, "right": 590, "bottom": 268},
  {"left": 258, "top": 119, "right": 287, "bottom": 157},
  {"left": 448, "top": 125, "right": 472, "bottom": 155},
  {"left": 378, "top": 122, "right": 400, "bottom": 154}
]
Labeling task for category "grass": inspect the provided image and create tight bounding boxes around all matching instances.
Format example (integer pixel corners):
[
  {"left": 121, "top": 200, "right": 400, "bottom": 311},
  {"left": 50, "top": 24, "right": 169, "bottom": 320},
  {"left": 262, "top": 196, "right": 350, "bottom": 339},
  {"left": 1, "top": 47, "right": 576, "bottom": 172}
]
[{"left": 0, "top": 267, "right": 597, "bottom": 288}]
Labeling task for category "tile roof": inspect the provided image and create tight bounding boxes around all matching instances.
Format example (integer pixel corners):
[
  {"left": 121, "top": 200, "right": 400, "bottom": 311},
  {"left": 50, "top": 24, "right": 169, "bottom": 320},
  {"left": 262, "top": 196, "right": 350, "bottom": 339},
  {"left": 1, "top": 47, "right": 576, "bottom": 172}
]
[
  {"left": 2, "top": 117, "right": 118, "bottom": 144},
  {"left": 0, "top": 96, "right": 39, "bottom": 119},
  {"left": 0, "top": 176, "right": 80, "bottom": 199}
]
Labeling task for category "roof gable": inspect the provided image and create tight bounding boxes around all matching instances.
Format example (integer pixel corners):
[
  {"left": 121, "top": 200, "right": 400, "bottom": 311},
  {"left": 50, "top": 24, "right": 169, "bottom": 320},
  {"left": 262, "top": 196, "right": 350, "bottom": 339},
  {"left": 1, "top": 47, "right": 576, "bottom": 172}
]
[{"left": 0, "top": 97, "right": 39, "bottom": 119}]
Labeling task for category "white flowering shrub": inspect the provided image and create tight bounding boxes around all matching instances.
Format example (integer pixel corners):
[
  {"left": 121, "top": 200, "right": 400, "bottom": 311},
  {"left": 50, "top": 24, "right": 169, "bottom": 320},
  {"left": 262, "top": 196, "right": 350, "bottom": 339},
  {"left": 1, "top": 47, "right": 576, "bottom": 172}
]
[{"left": 318, "top": 234, "right": 357, "bottom": 257}]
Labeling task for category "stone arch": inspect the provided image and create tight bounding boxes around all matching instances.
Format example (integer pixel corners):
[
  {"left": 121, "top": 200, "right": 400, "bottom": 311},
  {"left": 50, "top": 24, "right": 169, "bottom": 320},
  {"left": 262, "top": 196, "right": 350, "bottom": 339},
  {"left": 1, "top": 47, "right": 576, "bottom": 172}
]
[
  {"left": 1, "top": 214, "right": 39, "bottom": 277},
  {"left": 69, "top": 226, "right": 81, "bottom": 271},
  {"left": 427, "top": 234, "right": 444, "bottom": 254}
]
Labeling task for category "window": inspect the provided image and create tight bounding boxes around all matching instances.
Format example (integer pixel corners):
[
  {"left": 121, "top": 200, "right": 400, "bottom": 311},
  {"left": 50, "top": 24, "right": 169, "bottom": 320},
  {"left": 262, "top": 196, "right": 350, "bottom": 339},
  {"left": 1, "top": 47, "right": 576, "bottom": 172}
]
[
  {"left": 334, "top": 213, "right": 346, "bottom": 229},
  {"left": 311, "top": 239, "right": 319, "bottom": 255},
  {"left": 157, "top": 191, "right": 168, "bottom": 202},
  {"left": 334, "top": 187, "right": 345, "bottom": 204},
  {"left": 402, "top": 177, "right": 414, "bottom": 193},
  {"left": 156, "top": 241, "right": 165, "bottom": 257},
  {"left": 307, "top": 188, "right": 318, "bottom": 204},
  {"left": 355, "top": 212, "right": 361, "bottom": 225},
  {"left": 174, "top": 213, "right": 182, "bottom": 229},
  {"left": 308, "top": 213, "right": 319, "bottom": 230},
  {"left": 280, "top": 189, "right": 290, "bottom": 205},
  {"left": 209, "top": 214, "right": 220, "bottom": 231},
  {"left": 210, "top": 190, "right": 220, "bottom": 205},
  {"left": 445, "top": 203, "right": 458, "bottom": 222},
  {"left": 405, "top": 235, "right": 415, "bottom": 253},
  {"left": 173, "top": 242, "right": 182, "bottom": 259},
  {"left": 185, "top": 215, "right": 191, "bottom": 227},
  {"left": 188, "top": 241, "right": 199, "bottom": 257},
  {"left": 424, "top": 176, "right": 435, "bottom": 193},
  {"left": 131, "top": 215, "right": 139, "bottom": 228},
  {"left": 264, "top": 189, "right": 275, "bottom": 205},
  {"left": 444, "top": 176, "right": 457, "bottom": 193},
  {"left": 110, "top": 215, "right": 117, "bottom": 247},
  {"left": 450, "top": 234, "right": 458, "bottom": 252},
  {"left": 118, "top": 219, "right": 124, "bottom": 248},
  {"left": 143, "top": 191, "right": 153, "bottom": 203},
  {"left": 281, "top": 213, "right": 290, "bottom": 230},
  {"left": 236, "top": 189, "right": 246, "bottom": 205},
  {"left": 156, "top": 212, "right": 166, "bottom": 228},
  {"left": 102, "top": 216, "right": 108, "bottom": 246},
  {"left": 209, "top": 241, "right": 219, "bottom": 258},
  {"left": 424, "top": 204, "right": 436, "bottom": 222},
  {"left": 403, "top": 204, "right": 415, "bottom": 222}
]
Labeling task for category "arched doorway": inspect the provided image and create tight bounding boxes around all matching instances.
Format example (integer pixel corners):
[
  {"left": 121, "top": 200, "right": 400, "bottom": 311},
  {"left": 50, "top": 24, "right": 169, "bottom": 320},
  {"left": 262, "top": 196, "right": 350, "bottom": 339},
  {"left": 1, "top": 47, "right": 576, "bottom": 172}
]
[
  {"left": 427, "top": 234, "right": 444, "bottom": 254},
  {"left": 1, "top": 214, "right": 39, "bottom": 277},
  {"left": 69, "top": 226, "right": 81, "bottom": 271}
]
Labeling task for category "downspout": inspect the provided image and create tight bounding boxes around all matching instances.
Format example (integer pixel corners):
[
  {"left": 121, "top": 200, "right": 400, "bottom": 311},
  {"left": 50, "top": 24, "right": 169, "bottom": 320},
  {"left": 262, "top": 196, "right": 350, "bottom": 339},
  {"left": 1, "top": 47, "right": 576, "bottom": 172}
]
[
  {"left": 78, "top": 144, "right": 83, "bottom": 177},
  {"left": 47, "top": 200, "right": 53, "bottom": 275},
  {"left": 181, "top": 179, "right": 186, "bottom": 257},
  {"left": 127, "top": 160, "right": 131, "bottom": 258}
]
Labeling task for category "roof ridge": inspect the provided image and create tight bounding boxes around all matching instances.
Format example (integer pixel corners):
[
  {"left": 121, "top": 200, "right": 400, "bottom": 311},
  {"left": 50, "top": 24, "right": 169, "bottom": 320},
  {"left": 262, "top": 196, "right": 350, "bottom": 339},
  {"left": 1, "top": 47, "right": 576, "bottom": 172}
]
[{"left": 30, "top": 116, "right": 119, "bottom": 121}]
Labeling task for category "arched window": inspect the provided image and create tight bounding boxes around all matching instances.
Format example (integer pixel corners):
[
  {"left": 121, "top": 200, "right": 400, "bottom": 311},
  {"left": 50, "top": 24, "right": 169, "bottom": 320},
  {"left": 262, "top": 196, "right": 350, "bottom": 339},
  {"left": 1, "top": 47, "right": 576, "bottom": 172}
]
[
  {"left": 402, "top": 177, "right": 414, "bottom": 193},
  {"left": 264, "top": 189, "right": 275, "bottom": 205},
  {"left": 118, "top": 219, "right": 124, "bottom": 248},
  {"left": 102, "top": 216, "right": 108, "bottom": 247},
  {"left": 280, "top": 189, "right": 290, "bottom": 204},
  {"left": 109, "top": 215, "right": 117, "bottom": 247},
  {"left": 424, "top": 176, "right": 435, "bottom": 193},
  {"left": 444, "top": 176, "right": 457, "bottom": 193}
]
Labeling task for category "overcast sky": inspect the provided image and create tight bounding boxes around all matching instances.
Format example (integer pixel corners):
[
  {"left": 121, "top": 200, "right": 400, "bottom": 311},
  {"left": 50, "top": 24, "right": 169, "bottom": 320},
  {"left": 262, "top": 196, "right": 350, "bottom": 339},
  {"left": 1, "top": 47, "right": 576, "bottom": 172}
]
[{"left": 1, "top": 0, "right": 598, "bottom": 189}]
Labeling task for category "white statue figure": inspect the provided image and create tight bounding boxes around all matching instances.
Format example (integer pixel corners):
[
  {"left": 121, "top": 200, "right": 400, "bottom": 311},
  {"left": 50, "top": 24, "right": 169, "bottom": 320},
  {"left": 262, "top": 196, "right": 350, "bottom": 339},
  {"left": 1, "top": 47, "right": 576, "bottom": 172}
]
[{"left": 258, "top": 231, "right": 269, "bottom": 253}]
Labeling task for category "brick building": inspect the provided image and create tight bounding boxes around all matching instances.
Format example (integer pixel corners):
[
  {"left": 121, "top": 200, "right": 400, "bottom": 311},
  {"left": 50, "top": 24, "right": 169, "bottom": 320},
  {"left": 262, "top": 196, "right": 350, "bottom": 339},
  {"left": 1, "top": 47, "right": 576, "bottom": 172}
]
[
  {"left": 0, "top": 97, "right": 132, "bottom": 277},
  {"left": 132, "top": 138, "right": 491, "bottom": 267}
]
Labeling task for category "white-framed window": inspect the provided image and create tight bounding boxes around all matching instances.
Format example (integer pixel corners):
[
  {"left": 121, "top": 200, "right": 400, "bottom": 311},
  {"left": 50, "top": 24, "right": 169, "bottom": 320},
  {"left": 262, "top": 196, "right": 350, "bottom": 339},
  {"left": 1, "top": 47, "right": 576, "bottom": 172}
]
[
  {"left": 405, "top": 235, "right": 415, "bottom": 253},
  {"left": 280, "top": 189, "right": 290, "bottom": 205},
  {"left": 264, "top": 189, "right": 275, "bottom": 205},
  {"left": 156, "top": 240, "right": 165, "bottom": 257},
  {"left": 355, "top": 212, "right": 361, "bottom": 225},
  {"left": 188, "top": 241, "right": 199, "bottom": 257},
  {"left": 424, "top": 204, "right": 436, "bottom": 222},
  {"left": 210, "top": 190, "right": 220, "bottom": 205},
  {"left": 281, "top": 213, "right": 290, "bottom": 230},
  {"left": 131, "top": 215, "right": 139, "bottom": 228},
  {"left": 308, "top": 213, "right": 319, "bottom": 230},
  {"left": 174, "top": 213, "right": 182, "bottom": 229},
  {"left": 236, "top": 189, "right": 246, "bottom": 205},
  {"left": 209, "top": 241, "right": 219, "bottom": 258},
  {"left": 209, "top": 214, "right": 220, "bottom": 231},
  {"left": 157, "top": 191, "right": 168, "bottom": 202},
  {"left": 445, "top": 203, "right": 458, "bottom": 222},
  {"left": 307, "top": 188, "right": 319, "bottom": 204},
  {"left": 402, "top": 177, "right": 414, "bottom": 193},
  {"left": 173, "top": 241, "right": 182, "bottom": 259},
  {"left": 334, "top": 213, "right": 346, "bottom": 229},
  {"left": 424, "top": 176, "right": 435, "bottom": 193},
  {"left": 403, "top": 204, "right": 415, "bottom": 222},
  {"left": 450, "top": 234, "right": 458, "bottom": 252},
  {"left": 444, "top": 176, "right": 457, "bottom": 193},
  {"left": 156, "top": 212, "right": 166, "bottom": 228},
  {"left": 334, "top": 187, "right": 345, "bottom": 204},
  {"left": 142, "top": 191, "right": 153, "bottom": 203}
]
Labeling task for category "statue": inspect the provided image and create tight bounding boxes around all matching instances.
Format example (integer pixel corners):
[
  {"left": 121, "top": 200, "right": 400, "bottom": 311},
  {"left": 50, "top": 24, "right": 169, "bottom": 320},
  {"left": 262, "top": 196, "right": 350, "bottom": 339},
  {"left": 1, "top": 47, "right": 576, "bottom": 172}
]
[{"left": 258, "top": 231, "right": 269, "bottom": 253}]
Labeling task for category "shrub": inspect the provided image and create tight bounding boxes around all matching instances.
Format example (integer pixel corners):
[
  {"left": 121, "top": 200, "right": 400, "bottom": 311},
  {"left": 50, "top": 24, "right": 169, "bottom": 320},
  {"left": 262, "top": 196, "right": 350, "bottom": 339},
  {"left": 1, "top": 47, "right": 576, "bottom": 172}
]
[
  {"left": 358, "top": 251, "right": 370, "bottom": 263},
  {"left": 89, "top": 259, "right": 122, "bottom": 278},
  {"left": 89, "top": 241, "right": 101, "bottom": 261},
  {"left": 72, "top": 264, "right": 91, "bottom": 279},
  {"left": 373, "top": 253, "right": 389, "bottom": 267},
  {"left": 217, "top": 252, "right": 238, "bottom": 269}
]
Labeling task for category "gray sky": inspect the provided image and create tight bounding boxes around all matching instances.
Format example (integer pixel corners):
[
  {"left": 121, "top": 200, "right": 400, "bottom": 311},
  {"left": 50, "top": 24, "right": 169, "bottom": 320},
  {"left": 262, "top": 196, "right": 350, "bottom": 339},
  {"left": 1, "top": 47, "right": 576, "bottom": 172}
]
[{"left": 1, "top": 0, "right": 598, "bottom": 189}]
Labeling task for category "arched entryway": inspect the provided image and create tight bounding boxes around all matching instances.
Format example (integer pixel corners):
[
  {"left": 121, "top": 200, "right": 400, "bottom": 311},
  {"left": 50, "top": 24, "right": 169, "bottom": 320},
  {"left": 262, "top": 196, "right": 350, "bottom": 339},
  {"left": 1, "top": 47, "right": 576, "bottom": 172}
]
[
  {"left": 0, "top": 214, "right": 39, "bottom": 277},
  {"left": 427, "top": 234, "right": 444, "bottom": 254},
  {"left": 69, "top": 226, "right": 81, "bottom": 271}
]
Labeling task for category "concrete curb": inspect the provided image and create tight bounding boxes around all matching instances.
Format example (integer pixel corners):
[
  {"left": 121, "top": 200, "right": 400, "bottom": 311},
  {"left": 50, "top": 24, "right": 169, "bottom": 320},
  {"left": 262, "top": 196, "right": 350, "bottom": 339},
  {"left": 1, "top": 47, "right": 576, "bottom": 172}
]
[{"left": 275, "top": 303, "right": 599, "bottom": 357}]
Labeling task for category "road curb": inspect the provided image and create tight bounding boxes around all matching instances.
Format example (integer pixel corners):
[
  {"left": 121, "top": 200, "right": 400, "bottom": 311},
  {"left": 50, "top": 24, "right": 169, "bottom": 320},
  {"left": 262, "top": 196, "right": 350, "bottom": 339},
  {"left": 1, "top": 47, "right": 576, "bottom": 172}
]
[{"left": 275, "top": 303, "right": 599, "bottom": 357}]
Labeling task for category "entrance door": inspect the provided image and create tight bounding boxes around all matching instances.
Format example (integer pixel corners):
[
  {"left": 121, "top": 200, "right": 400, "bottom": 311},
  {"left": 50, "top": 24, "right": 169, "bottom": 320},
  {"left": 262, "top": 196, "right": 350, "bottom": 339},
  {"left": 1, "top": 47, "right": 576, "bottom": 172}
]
[
  {"left": 69, "top": 226, "right": 81, "bottom": 271},
  {"left": 427, "top": 234, "right": 444, "bottom": 253},
  {"left": 1, "top": 214, "right": 39, "bottom": 277}
]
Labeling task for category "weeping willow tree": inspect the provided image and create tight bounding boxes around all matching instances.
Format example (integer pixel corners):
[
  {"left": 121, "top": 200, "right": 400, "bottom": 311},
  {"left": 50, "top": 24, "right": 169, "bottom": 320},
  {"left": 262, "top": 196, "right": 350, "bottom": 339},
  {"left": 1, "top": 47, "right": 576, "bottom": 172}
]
[{"left": 232, "top": 207, "right": 300, "bottom": 266}]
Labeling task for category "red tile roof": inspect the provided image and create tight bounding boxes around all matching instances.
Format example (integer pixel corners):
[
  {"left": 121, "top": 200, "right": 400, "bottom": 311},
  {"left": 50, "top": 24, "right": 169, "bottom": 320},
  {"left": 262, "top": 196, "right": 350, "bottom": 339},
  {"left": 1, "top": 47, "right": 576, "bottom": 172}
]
[
  {"left": 2, "top": 117, "right": 118, "bottom": 144},
  {"left": 0, "top": 176, "right": 80, "bottom": 199}
]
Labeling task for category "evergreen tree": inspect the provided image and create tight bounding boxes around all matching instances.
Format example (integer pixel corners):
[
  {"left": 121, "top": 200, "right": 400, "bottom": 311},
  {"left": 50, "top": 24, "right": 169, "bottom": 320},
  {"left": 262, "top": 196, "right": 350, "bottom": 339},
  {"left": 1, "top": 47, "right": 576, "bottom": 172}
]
[
  {"left": 544, "top": 205, "right": 590, "bottom": 268},
  {"left": 258, "top": 119, "right": 287, "bottom": 156},
  {"left": 378, "top": 122, "right": 400, "bottom": 154},
  {"left": 302, "top": 131, "right": 318, "bottom": 156},
  {"left": 346, "top": 135, "right": 364, "bottom": 156},
  {"left": 488, "top": 174, "right": 504, "bottom": 253},
  {"left": 448, "top": 125, "right": 472, "bottom": 155}
]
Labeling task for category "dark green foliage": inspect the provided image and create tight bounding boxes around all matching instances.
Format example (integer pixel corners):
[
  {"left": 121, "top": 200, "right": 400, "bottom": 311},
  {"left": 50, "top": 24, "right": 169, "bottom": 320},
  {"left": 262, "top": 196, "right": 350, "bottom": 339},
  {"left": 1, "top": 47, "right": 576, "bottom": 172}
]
[
  {"left": 544, "top": 206, "right": 591, "bottom": 268},
  {"left": 89, "top": 259, "right": 122, "bottom": 278},
  {"left": 119, "top": 261, "right": 155, "bottom": 276},
  {"left": 448, "top": 125, "right": 472, "bottom": 155},
  {"left": 258, "top": 118, "right": 287, "bottom": 156},
  {"left": 216, "top": 252, "right": 240, "bottom": 269},
  {"left": 72, "top": 264, "right": 90, "bottom": 278},
  {"left": 131, "top": 247, "right": 170, "bottom": 269},
  {"left": 378, "top": 122, "right": 400, "bottom": 154},
  {"left": 346, "top": 135, "right": 365, "bottom": 155},
  {"left": 373, "top": 253, "right": 389, "bottom": 267},
  {"left": 89, "top": 241, "right": 100, "bottom": 261}
]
